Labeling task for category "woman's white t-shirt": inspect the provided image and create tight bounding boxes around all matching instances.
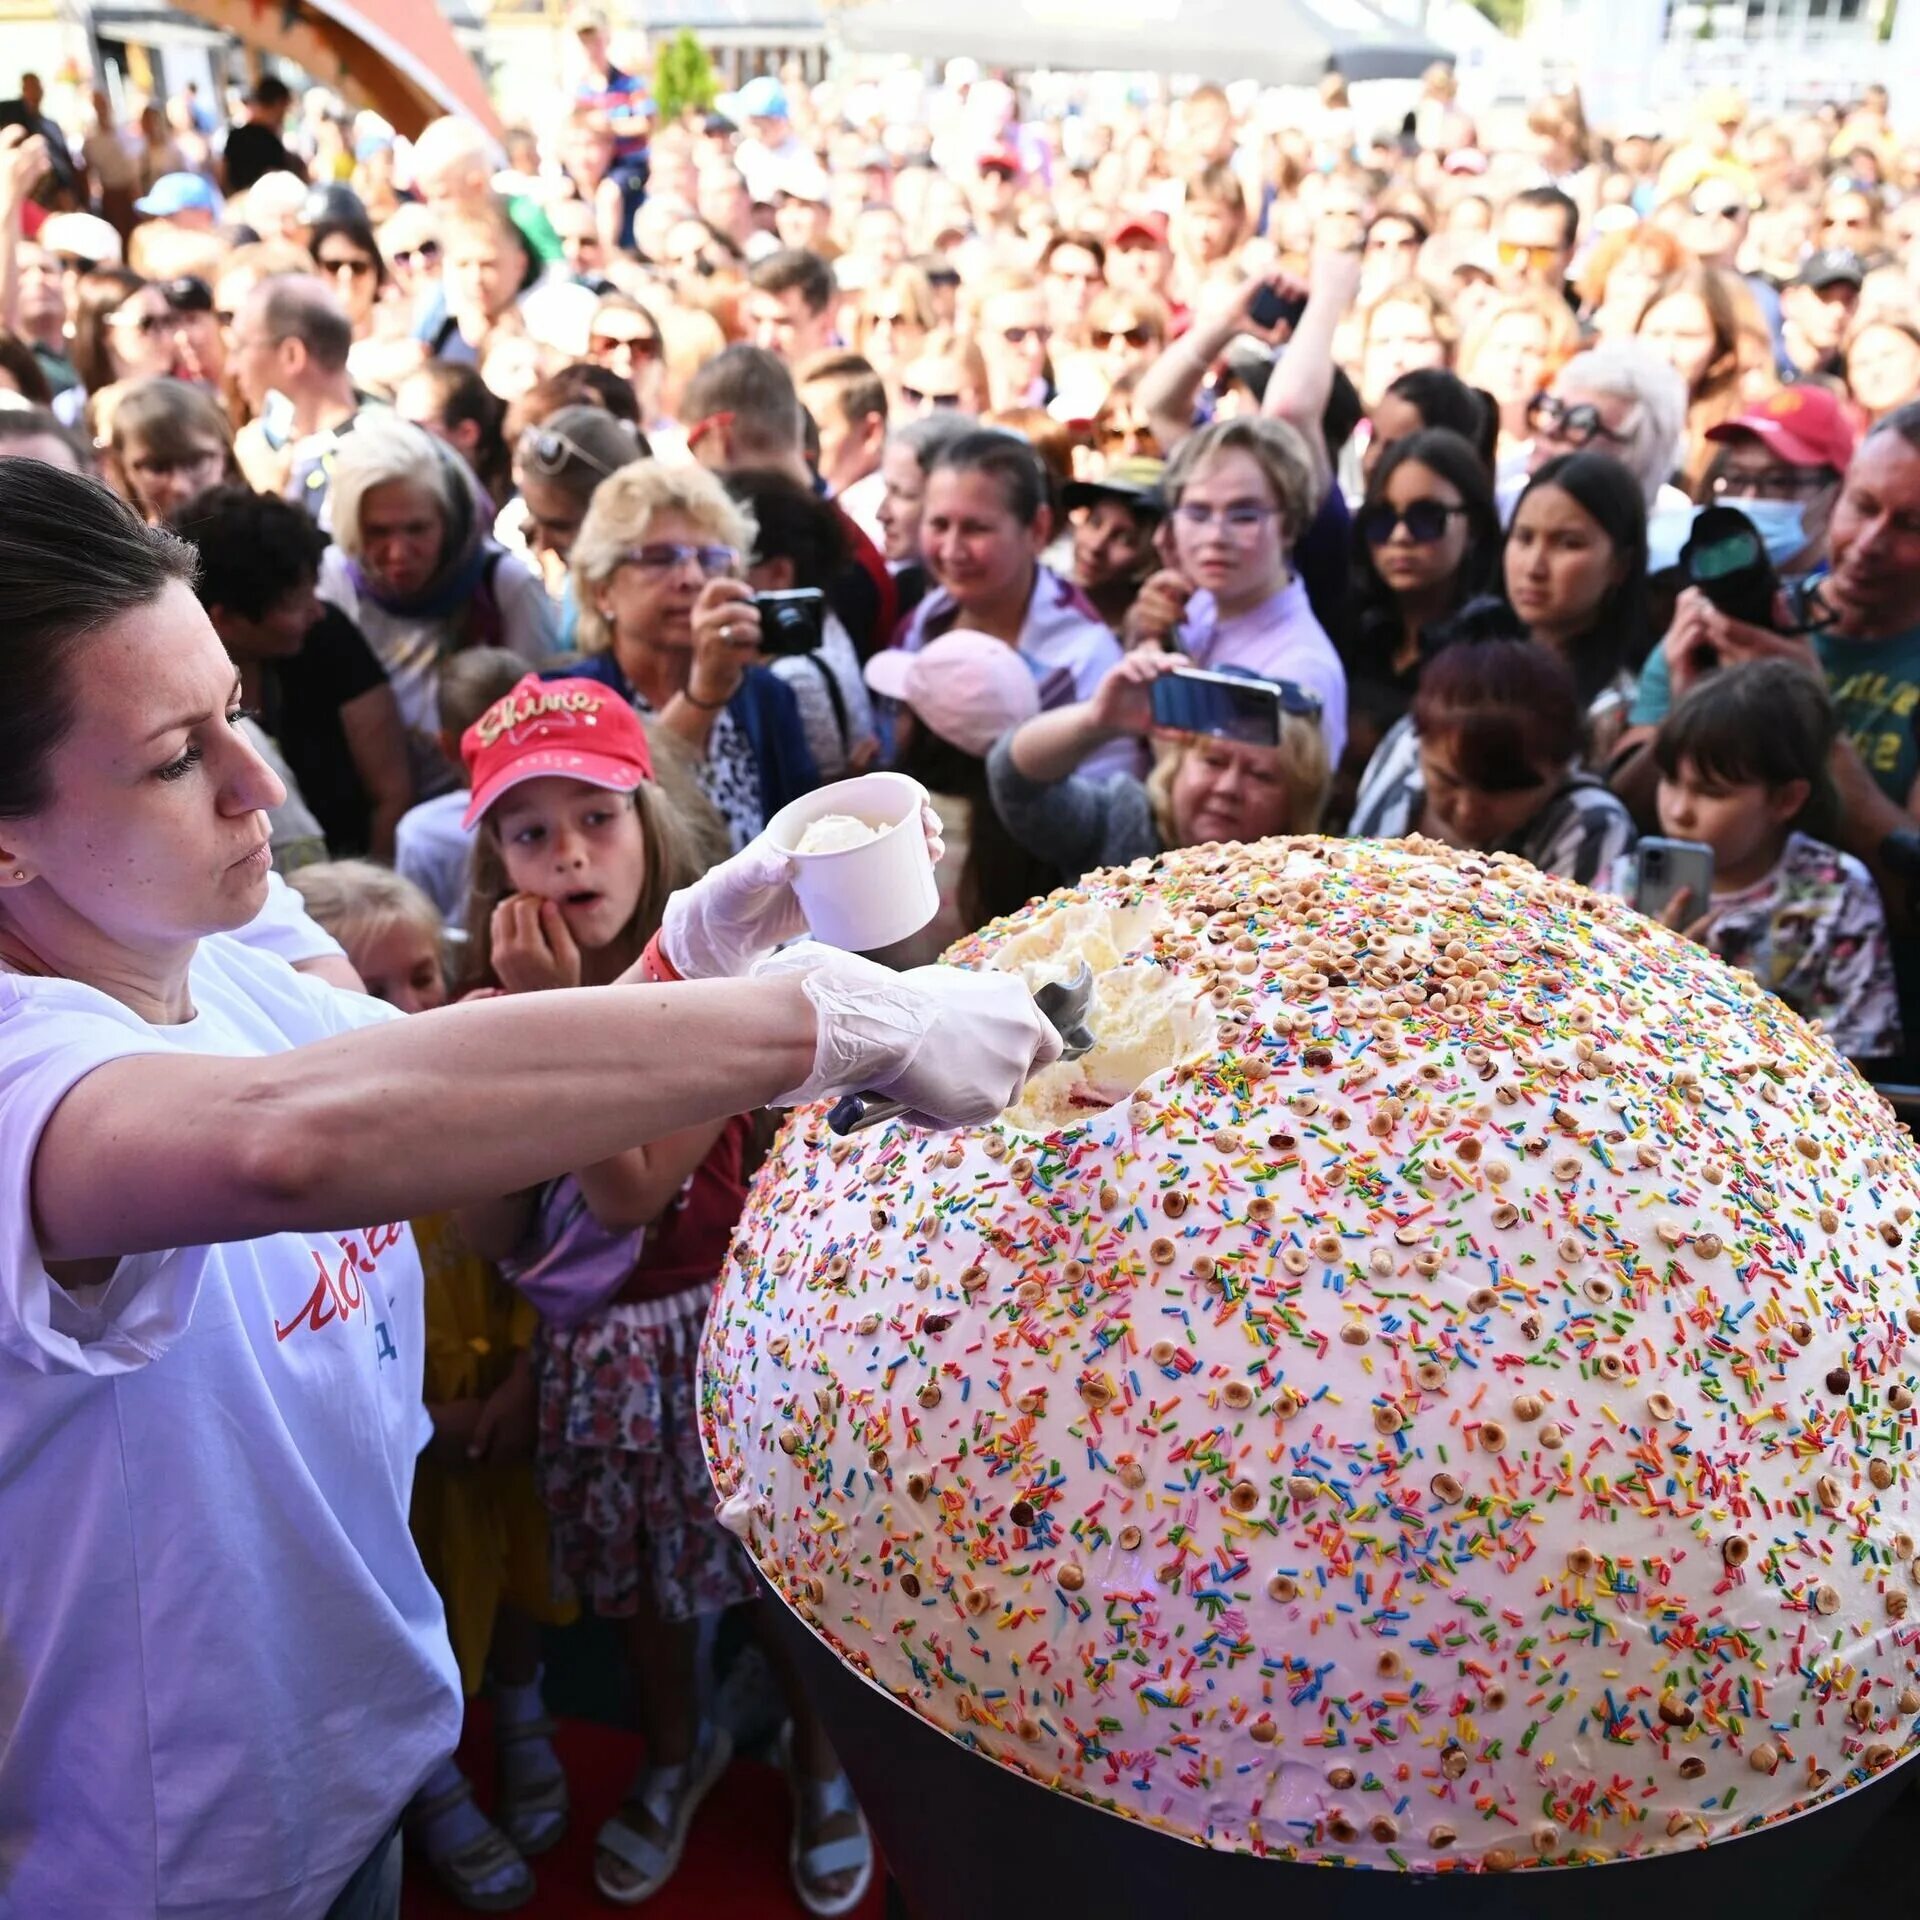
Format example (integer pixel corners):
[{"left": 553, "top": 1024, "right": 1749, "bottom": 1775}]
[{"left": 0, "top": 935, "right": 461, "bottom": 1920}]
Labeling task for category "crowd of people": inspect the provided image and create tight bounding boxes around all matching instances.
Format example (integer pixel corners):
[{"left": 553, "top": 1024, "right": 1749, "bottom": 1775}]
[{"left": 4, "top": 31, "right": 1920, "bottom": 1920}]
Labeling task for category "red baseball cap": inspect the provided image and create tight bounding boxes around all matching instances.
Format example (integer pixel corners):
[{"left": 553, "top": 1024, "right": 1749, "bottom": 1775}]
[
  {"left": 979, "top": 144, "right": 1022, "bottom": 178},
  {"left": 1109, "top": 211, "right": 1170, "bottom": 249},
  {"left": 1706, "top": 383, "right": 1856, "bottom": 473},
  {"left": 461, "top": 675, "right": 653, "bottom": 828}
]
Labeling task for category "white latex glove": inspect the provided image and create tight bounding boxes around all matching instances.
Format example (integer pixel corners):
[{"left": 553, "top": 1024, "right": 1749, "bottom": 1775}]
[
  {"left": 660, "top": 809, "right": 948, "bottom": 979},
  {"left": 660, "top": 836, "right": 807, "bottom": 980},
  {"left": 753, "top": 942, "right": 1062, "bottom": 1129}
]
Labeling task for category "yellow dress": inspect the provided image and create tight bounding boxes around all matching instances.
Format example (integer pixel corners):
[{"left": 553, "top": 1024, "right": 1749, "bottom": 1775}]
[{"left": 410, "top": 1213, "right": 575, "bottom": 1696}]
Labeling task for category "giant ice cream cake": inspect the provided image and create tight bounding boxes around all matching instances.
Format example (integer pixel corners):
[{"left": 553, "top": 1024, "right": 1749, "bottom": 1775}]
[{"left": 700, "top": 836, "right": 1920, "bottom": 1869}]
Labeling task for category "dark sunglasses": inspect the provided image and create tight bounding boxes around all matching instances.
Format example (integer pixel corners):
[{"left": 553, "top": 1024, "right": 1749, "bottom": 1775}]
[
  {"left": 318, "top": 253, "right": 377, "bottom": 279},
  {"left": 1526, "top": 391, "right": 1627, "bottom": 448},
  {"left": 590, "top": 329, "right": 662, "bottom": 361},
  {"left": 392, "top": 241, "right": 441, "bottom": 269},
  {"left": 999, "top": 324, "right": 1050, "bottom": 345},
  {"left": 1360, "top": 499, "right": 1468, "bottom": 545},
  {"left": 901, "top": 385, "right": 961, "bottom": 408},
  {"left": 1094, "top": 324, "right": 1155, "bottom": 349}
]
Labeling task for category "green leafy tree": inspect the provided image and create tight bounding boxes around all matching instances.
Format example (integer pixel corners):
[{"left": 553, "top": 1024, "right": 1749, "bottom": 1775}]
[{"left": 654, "top": 30, "right": 719, "bottom": 117}]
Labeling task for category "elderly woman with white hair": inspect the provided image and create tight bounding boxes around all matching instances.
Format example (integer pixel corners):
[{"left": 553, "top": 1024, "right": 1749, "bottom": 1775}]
[
  {"left": 319, "top": 415, "right": 558, "bottom": 794},
  {"left": 1498, "top": 339, "right": 1691, "bottom": 521}
]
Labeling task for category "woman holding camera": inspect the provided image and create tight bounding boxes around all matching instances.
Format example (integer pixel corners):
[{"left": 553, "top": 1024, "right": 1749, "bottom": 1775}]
[
  {"left": 987, "top": 650, "right": 1329, "bottom": 880},
  {"left": 564, "top": 462, "right": 817, "bottom": 849}
]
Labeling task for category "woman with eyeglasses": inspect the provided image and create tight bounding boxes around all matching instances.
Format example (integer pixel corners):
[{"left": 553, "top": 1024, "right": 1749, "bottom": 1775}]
[
  {"left": 901, "top": 429, "right": 1127, "bottom": 765},
  {"left": 852, "top": 265, "right": 935, "bottom": 407},
  {"left": 321, "top": 416, "right": 559, "bottom": 795},
  {"left": 585, "top": 294, "right": 673, "bottom": 437},
  {"left": 564, "top": 460, "right": 817, "bottom": 848},
  {"left": 1123, "top": 415, "right": 1349, "bottom": 766},
  {"left": 1632, "top": 265, "right": 1750, "bottom": 498},
  {"left": 1456, "top": 286, "right": 1581, "bottom": 473},
  {"left": 1349, "top": 627, "right": 1637, "bottom": 883},
  {"left": 987, "top": 648, "right": 1329, "bottom": 880},
  {"left": 106, "top": 376, "right": 240, "bottom": 525}
]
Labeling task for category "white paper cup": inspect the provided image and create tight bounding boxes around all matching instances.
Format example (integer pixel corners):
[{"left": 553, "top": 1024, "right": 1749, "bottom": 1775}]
[{"left": 766, "top": 772, "right": 941, "bottom": 951}]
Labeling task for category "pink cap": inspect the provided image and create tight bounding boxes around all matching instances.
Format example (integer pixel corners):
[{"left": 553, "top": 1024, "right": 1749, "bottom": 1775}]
[{"left": 864, "top": 630, "right": 1041, "bottom": 757}]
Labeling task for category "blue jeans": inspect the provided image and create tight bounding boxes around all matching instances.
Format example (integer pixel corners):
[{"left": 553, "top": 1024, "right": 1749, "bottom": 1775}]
[{"left": 323, "top": 1827, "right": 402, "bottom": 1920}]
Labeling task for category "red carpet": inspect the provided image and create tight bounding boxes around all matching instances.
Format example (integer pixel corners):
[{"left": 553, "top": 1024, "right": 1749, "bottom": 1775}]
[{"left": 402, "top": 1708, "right": 889, "bottom": 1920}]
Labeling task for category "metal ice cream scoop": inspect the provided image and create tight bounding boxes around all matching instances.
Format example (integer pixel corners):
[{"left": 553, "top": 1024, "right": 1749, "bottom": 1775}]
[{"left": 826, "top": 962, "right": 1097, "bottom": 1137}]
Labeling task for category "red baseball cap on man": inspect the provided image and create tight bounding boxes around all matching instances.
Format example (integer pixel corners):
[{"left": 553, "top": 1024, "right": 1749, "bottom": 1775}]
[
  {"left": 461, "top": 675, "right": 653, "bottom": 828},
  {"left": 1706, "top": 383, "right": 1857, "bottom": 473}
]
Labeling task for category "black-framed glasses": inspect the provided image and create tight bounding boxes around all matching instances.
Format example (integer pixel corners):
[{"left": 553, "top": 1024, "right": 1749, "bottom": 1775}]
[
  {"left": 518, "top": 425, "right": 619, "bottom": 480},
  {"left": 1359, "top": 499, "right": 1468, "bottom": 545},
  {"left": 1526, "top": 391, "right": 1628, "bottom": 448},
  {"left": 620, "top": 541, "right": 738, "bottom": 576},
  {"left": 1708, "top": 463, "right": 1838, "bottom": 503}
]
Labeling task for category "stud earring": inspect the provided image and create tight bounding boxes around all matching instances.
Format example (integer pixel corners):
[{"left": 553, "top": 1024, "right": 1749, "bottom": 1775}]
[{"left": 9, "top": 870, "right": 22, "bottom": 882}]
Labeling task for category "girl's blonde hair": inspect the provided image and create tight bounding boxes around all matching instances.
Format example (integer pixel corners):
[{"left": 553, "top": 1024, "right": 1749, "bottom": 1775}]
[
  {"left": 1144, "top": 713, "right": 1330, "bottom": 843},
  {"left": 1162, "top": 415, "right": 1321, "bottom": 545},
  {"left": 290, "top": 859, "right": 443, "bottom": 958},
  {"left": 569, "top": 459, "right": 756, "bottom": 657},
  {"left": 457, "top": 719, "right": 729, "bottom": 992}
]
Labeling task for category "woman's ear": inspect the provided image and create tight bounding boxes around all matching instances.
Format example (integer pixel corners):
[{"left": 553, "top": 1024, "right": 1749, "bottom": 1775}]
[
  {"left": 1030, "top": 502, "right": 1054, "bottom": 551},
  {"left": 1767, "top": 776, "right": 1812, "bottom": 826}
]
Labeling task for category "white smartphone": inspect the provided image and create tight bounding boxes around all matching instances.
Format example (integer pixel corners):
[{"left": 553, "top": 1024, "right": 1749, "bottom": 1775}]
[{"left": 1634, "top": 836, "right": 1715, "bottom": 920}]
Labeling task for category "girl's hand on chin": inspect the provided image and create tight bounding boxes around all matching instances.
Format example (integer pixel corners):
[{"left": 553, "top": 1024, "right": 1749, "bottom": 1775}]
[{"left": 490, "top": 892, "right": 584, "bottom": 994}]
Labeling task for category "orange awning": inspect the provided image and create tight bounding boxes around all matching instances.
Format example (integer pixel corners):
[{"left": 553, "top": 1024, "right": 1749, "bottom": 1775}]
[{"left": 167, "top": 0, "right": 501, "bottom": 139}]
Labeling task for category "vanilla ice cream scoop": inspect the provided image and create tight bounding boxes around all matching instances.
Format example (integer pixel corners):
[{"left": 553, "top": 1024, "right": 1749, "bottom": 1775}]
[{"left": 795, "top": 813, "right": 882, "bottom": 856}]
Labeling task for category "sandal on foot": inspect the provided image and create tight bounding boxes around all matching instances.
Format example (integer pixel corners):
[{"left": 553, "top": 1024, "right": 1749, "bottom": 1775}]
[
  {"left": 407, "top": 1779, "right": 535, "bottom": 1914},
  {"left": 592, "top": 1724, "right": 733, "bottom": 1907},
  {"left": 494, "top": 1709, "right": 570, "bottom": 1859},
  {"left": 779, "top": 1722, "right": 874, "bottom": 1920}
]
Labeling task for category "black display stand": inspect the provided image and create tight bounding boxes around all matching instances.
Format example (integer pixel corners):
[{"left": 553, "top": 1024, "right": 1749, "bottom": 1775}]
[{"left": 759, "top": 1575, "right": 1912, "bottom": 1920}]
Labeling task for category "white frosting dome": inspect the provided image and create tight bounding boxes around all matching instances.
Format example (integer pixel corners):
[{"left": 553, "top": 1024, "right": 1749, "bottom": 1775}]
[{"left": 700, "top": 836, "right": 1920, "bottom": 1871}]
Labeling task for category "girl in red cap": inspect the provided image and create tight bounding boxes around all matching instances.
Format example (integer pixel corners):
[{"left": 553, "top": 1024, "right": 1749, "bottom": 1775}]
[{"left": 454, "top": 675, "right": 877, "bottom": 1914}]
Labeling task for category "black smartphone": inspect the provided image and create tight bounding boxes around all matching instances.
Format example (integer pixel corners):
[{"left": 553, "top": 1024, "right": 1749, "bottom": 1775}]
[
  {"left": 752, "top": 587, "right": 825, "bottom": 655},
  {"left": 1634, "top": 836, "right": 1715, "bottom": 921},
  {"left": 1248, "top": 284, "right": 1307, "bottom": 331},
  {"left": 1151, "top": 669, "right": 1314, "bottom": 747}
]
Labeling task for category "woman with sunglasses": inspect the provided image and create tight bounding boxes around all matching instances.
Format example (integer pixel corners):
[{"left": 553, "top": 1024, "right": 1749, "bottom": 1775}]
[
  {"left": 1341, "top": 427, "right": 1502, "bottom": 812},
  {"left": 1348, "top": 624, "right": 1637, "bottom": 883},
  {"left": 379, "top": 205, "right": 443, "bottom": 306},
  {"left": 1083, "top": 288, "right": 1170, "bottom": 388},
  {"left": 71, "top": 266, "right": 212, "bottom": 393},
  {"left": 894, "top": 327, "right": 988, "bottom": 422},
  {"left": 308, "top": 212, "right": 386, "bottom": 340},
  {"left": 585, "top": 294, "right": 674, "bottom": 440},
  {"left": 1123, "top": 415, "right": 1348, "bottom": 766},
  {"left": 852, "top": 265, "right": 935, "bottom": 406},
  {"left": 511, "top": 404, "right": 648, "bottom": 620},
  {"left": 321, "top": 417, "right": 559, "bottom": 795},
  {"left": 976, "top": 274, "right": 1056, "bottom": 412},
  {"left": 565, "top": 460, "right": 816, "bottom": 848}
]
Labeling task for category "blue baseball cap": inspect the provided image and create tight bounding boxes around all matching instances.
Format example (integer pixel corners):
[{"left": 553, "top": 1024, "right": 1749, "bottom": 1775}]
[
  {"left": 135, "top": 171, "right": 223, "bottom": 218},
  {"left": 736, "top": 76, "right": 790, "bottom": 121}
]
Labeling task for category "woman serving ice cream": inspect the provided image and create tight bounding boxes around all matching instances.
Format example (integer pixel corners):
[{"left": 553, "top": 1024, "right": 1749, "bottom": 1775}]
[{"left": 0, "top": 463, "right": 1059, "bottom": 1920}]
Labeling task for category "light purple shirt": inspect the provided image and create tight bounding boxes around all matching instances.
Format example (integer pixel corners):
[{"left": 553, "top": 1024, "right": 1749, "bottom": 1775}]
[{"left": 1177, "top": 575, "right": 1348, "bottom": 765}]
